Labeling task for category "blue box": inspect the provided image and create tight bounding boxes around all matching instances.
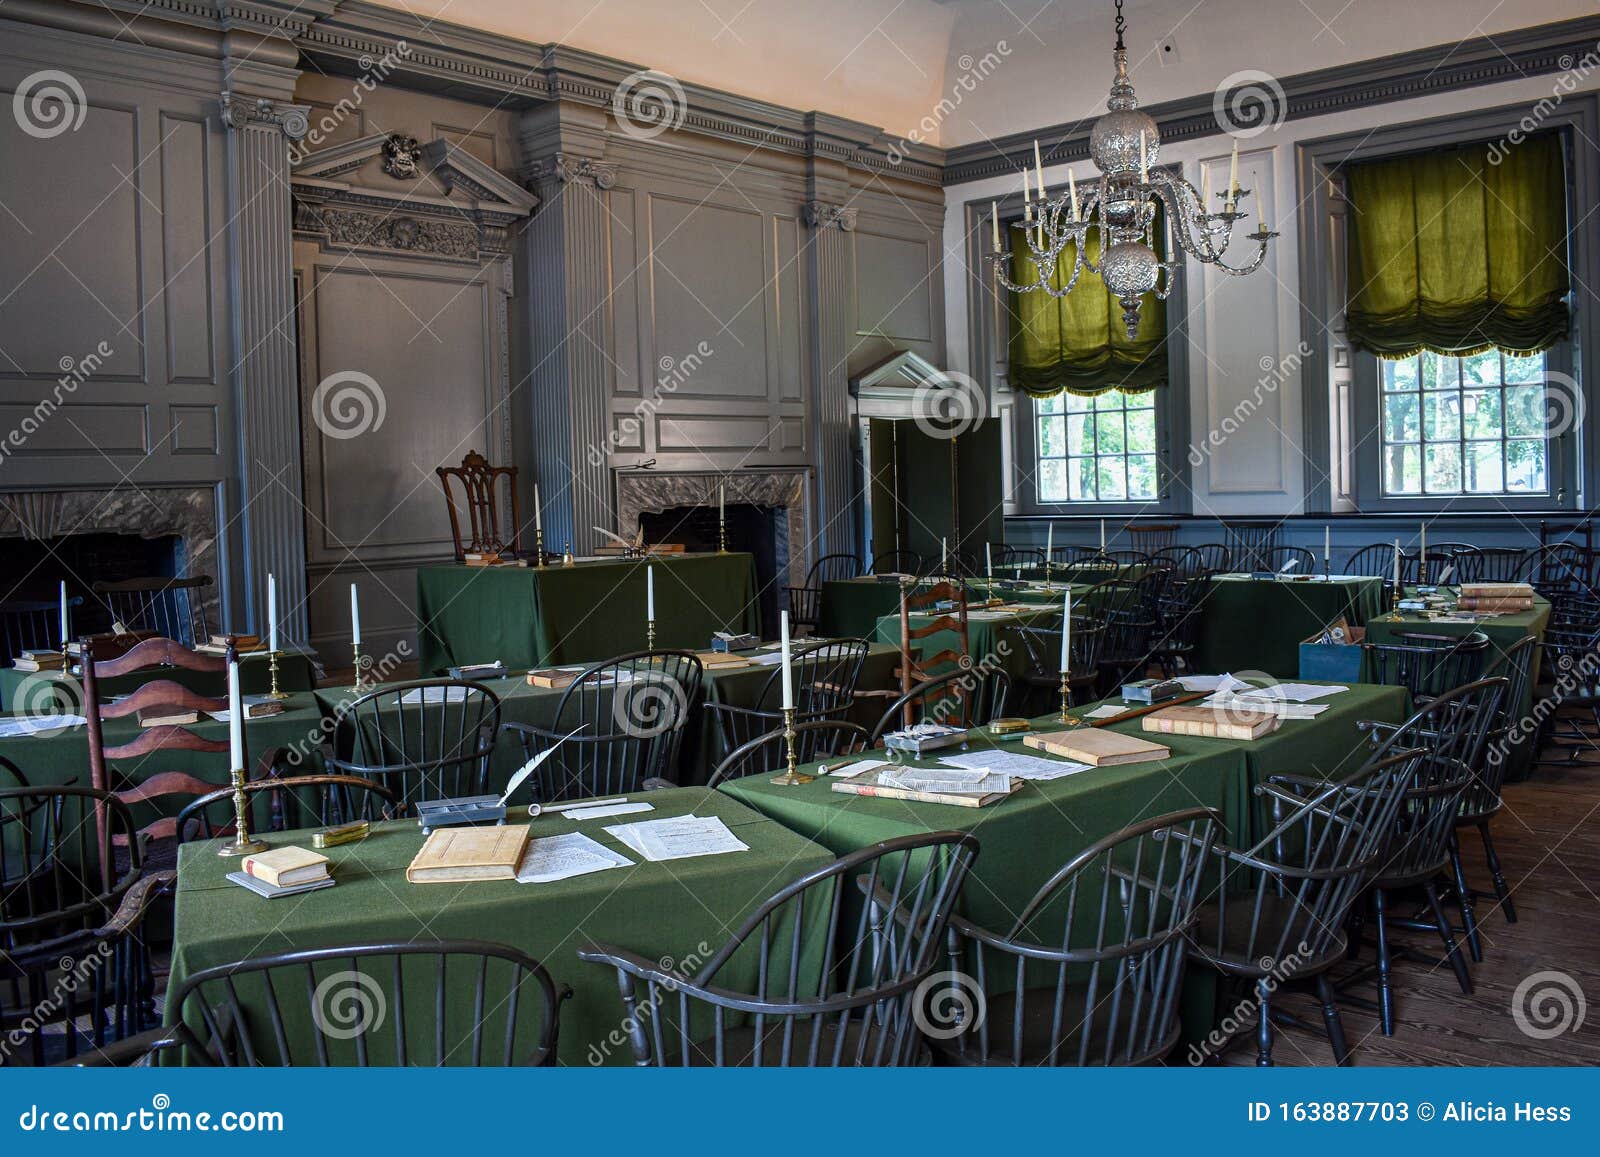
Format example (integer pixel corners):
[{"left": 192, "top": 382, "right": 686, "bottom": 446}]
[{"left": 1299, "top": 622, "right": 1366, "bottom": 683}]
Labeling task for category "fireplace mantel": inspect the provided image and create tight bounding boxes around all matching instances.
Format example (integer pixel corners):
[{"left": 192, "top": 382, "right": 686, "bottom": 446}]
[{"left": 614, "top": 469, "right": 811, "bottom": 588}]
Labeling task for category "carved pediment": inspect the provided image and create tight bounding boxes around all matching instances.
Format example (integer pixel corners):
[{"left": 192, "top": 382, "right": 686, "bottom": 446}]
[{"left": 291, "top": 132, "right": 537, "bottom": 261}]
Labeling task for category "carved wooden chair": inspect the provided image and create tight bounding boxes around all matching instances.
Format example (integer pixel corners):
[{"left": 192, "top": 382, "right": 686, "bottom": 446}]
[
  {"left": 893, "top": 579, "right": 970, "bottom": 727},
  {"left": 91, "top": 577, "right": 211, "bottom": 647},
  {"left": 436, "top": 449, "right": 523, "bottom": 562},
  {"left": 82, "top": 636, "right": 240, "bottom": 873}
]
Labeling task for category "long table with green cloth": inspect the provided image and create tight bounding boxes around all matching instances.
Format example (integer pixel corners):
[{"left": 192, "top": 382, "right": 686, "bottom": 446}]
[
  {"left": 417, "top": 553, "right": 762, "bottom": 675},
  {"left": 1195, "top": 574, "right": 1387, "bottom": 677},
  {"left": 721, "top": 680, "right": 1409, "bottom": 1042},
  {"left": 869, "top": 596, "right": 1085, "bottom": 682},
  {"left": 1362, "top": 590, "right": 1551, "bottom": 783},
  {"left": 165, "top": 786, "right": 834, "bottom": 1066},
  {"left": 0, "top": 649, "right": 317, "bottom": 714},
  {"left": 820, "top": 573, "right": 1112, "bottom": 639},
  {"left": 0, "top": 644, "right": 902, "bottom": 817}
]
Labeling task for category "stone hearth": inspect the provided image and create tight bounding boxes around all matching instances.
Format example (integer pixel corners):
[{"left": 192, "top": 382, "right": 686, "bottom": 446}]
[{"left": 614, "top": 469, "right": 810, "bottom": 588}]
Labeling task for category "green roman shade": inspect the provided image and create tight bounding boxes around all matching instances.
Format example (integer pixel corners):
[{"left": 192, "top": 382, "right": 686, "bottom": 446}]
[
  {"left": 1345, "top": 132, "right": 1571, "bottom": 359},
  {"left": 1005, "top": 218, "right": 1169, "bottom": 397}
]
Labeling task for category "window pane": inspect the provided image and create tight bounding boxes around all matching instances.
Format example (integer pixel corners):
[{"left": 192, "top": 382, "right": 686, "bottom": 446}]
[
  {"left": 1506, "top": 439, "right": 1546, "bottom": 492},
  {"left": 1068, "top": 457, "right": 1096, "bottom": 500},
  {"left": 1039, "top": 457, "right": 1067, "bottom": 502},
  {"left": 1503, "top": 385, "right": 1545, "bottom": 437},
  {"left": 1126, "top": 390, "right": 1155, "bottom": 410},
  {"left": 1421, "top": 352, "right": 1455, "bottom": 390},
  {"left": 1037, "top": 394, "right": 1064, "bottom": 414},
  {"left": 1420, "top": 392, "right": 1458, "bottom": 440},
  {"left": 1460, "top": 349, "right": 1499, "bottom": 387},
  {"left": 1384, "top": 357, "right": 1419, "bottom": 392},
  {"left": 1066, "top": 412, "right": 1094, "bottom": 454},
  {"left": 1386, "top": 445, "right": 1421, "bottom": 494},
  {"left": 1128, "top": 455, "right": 1158, "bottom": 498},
  {"left": 1425, "top": 442, "right": 1461, "bottom": 492},
  {"left": 1095, "top": 414, "right": 1126, "bottom": 454},
  {"left": 1464, "top": 442, "right": 1504, "bottom": 493},
  {"left": 1096, "top": 459, "right": 1128, "bottom": 500},
  {"left": 1126, "top": 409, "right": 1156, "bottom": 453},
  {"left": 1462, "top": 390, "right": 1502, "bottom": 440},
  {"left": 1039, "top": 416, "right": 1067, "bottom": 457},
  {"left": 1093, "top": 391, "right": 1123, "bottom": 412},
  {"left": 1504, "top": 354, "right": 1543, "bottom": 384},
  {"left": 1065, "top": 393, "right": 1092, "bottom": 413},
  {"left": 1385, "top": 394, "right": 1420, "bottom": 442}
]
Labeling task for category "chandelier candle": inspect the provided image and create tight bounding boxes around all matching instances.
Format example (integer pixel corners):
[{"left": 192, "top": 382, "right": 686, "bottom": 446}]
[{"left": 990, "top": 0, "right": 1275, "bottom": 339}]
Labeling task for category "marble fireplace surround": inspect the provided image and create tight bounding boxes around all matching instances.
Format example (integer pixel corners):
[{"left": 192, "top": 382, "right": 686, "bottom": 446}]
[
  {"left": 0, "top": 486, "right": 223, "bottom": 622},
  {"left": 614, "top": 468, "right": 810, "bottom": 589}
]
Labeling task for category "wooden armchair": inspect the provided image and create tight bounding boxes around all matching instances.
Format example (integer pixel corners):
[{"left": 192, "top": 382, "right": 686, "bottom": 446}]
[
  {"left": 891, "top": 579, "right": 970, "bottom": 728},
  {"left": 437, "top": 449, "right": 523, "bottom": 562},
  {"left": 82, "top": 636, "right": 238, "bottom": 871}
]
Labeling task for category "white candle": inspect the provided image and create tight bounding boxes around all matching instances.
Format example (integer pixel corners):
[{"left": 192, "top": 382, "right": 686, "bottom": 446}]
[
  {"left": 1033, "top": 139, "right": 1044, "bottom": 193},
  {"left": 1420, "top": 521, "right": 1427, "bottom": 565},
  {"left": 647, "top": 565, "right": 656, "bottom": 621},
  {"left": 719, "top": 484, "right": 725, "bottom": 524},
  {"left": 1022, "top": 165, "right": 1032, "bottom": 203},
  {"left": 534, "top": 483, "right": 542, "bottom": 533},
  {"left": 1324, "top": 526, "right": 1331, "bottom": 570},
  {"left": 1045, "top": 522, "right": 1053, "bottom": 565},
  {"left": 1163, "top": 212, "right": 1173, "bottom": 259},
  {"left": 1201, "top": 167, "right": 1211, "bottom": 211},
  {"left": 227, "top": 658, "right": 244, "bottom": 771},
  {"left": 1100, "top": 519, "right": 1107, "bottom": 551},
  {"left": 941, "top": 537, "right": 948, "bottom": 575},
  {"left": 991, "top": 202, "right": 1000, "bottom": 250},
  {"left": 1228, "top": 140, "right": 1239, "bottom": 204},
  {"left": 1068, "top": 168, "right": 1080, "bottom": 221},
  {"left": 1392, "top": 539, "right": 1401, "bottom": 592},
  {"left": 986, "top": 542, "right": 993, "bottom": 581},
  {"left": 1139, "top": 132, "right": 1148, "bottom": 183},
  {"left": 349, "top": 582, "right": 361, "bottom": 646},
  {"left": 779, "top": 610, "right": 794, "bottom": 710},
  {"left": 1061, "top": 590, "right": 1072, "bottom": 671},
  {"left": 267, "top": 573, "right": 278, "bottom": 653},
  {"left": 58, "top": 580, "right": 68, "bottom": 647}
]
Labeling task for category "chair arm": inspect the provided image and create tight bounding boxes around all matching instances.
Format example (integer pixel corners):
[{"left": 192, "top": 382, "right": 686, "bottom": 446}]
[
  {"left": 97, "top": 870, "right": 176, "bottom": 939},
  {"left": 64, "top": 1027, "right": 189, "bottom": 1067}
]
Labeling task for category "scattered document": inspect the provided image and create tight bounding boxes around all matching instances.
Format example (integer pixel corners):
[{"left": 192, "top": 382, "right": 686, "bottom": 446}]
[
  {"left": 1203, "top": 694, "right": 1328, "bottom": 719},
  {"left": 1237, "top": 683, "right": 1347, "bottom": 703},
  {"left": 1176, "top": 674, "right": 1251, "bottom": 694},
  {"left": 0, "top": 714, "right": 86, "bottom": 737},
  {"left": 400, "top": 685, "right": 468, "bottom": 705},
  {"left": 516, "top": 832, "right": 633, "bottom": 884},
  {"left": 748, "top": 652, "right": 788, "bottom": 666},
  {"left": 605, "top": 815, "right": 750, "bottom": 862},
  {"left": 562, "top": 801, "right": 654, "bottom": 821},
  {"left": 825, "top": 758, "right": 894, "bottom": 777},
  {"left": 1083, "top": 704, "right": 1130, "bottom": 720},
  {"left": 941, "top": 748, "right": 1092, "bottom": 781},
  {"left": 878, "top": 766, "right": 1012, "bottom": 795}
]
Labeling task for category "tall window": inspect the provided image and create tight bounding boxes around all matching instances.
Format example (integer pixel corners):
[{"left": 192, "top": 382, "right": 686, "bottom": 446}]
[
  {"left": 1379, "top": 350, "right": 1551, "bottom": 496},
  {"left": 1036, "top": 390, "right": 1158, "bottom": 503}
]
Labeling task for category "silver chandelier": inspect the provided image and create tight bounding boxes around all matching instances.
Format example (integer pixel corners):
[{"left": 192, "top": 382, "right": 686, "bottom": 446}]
[{"left": 991, "top": 0, "right": 1276, "bottom": 340}]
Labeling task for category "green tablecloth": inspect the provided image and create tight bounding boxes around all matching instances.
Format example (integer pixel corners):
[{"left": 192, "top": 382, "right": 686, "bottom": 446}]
[
  {"left": 870, "top": 600, "right": 1079, "bottom": 682},
  {"left": 1195, "top": 575, "right": 1386, "bottom": 677},
  {"left": 1362, "top": 592, "right": 1550, "bottom": 783},
  {"left": 417, "top": 553, "right": 762, "bottom": 675},
  {"left": 0, "top": 645, "right": 904, "bottom": 808},
  {"left": 166, "top": 787, "right": 834, "bottom": 1066},
  {"left": 0, "top": 651, "right": 316, "bottom": 714},
  {"left": 820, "top": 577, "right": 1069, "bottom": 638}
]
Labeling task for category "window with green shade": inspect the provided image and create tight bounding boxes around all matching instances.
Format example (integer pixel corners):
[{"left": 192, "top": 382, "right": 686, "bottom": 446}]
[
  {"left": 1378, "top": 350, "right": 1552, "bottom": 497},
  {"left": 1036, "top": 389, "right": 1159, "bottom": 504}
]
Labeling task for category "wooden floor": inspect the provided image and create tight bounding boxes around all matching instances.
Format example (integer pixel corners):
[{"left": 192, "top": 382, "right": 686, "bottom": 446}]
[{"left": 1216, "top": 717, "right": 1600, "bottom": 1066}]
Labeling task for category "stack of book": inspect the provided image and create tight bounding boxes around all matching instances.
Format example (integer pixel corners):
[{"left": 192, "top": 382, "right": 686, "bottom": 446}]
[
  {"left": 228, "top": 846, "right": 335, "bottom": 898},
  {"left": 1456, "top": 582, "right": 1535, "bottom": 614},
  {"left": 195, "top": 634, "right": 268, "bottom": 656},
  {"left": 64, "top": 630, "right": 155, "bottom": 660},
  {"left": 527, "top": 666, "right": 584, "bottom": 689},
  {"left": 138, "top": 705, "right": 200, "bottom": 728},
  {"left": 12, "top": 649, "right": 65, "bottom": 673}
]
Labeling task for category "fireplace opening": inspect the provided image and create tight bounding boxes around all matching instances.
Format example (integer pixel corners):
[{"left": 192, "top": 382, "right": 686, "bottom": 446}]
[
  {"left": 4, "top": 532, "right": 182, "bottom": 636},
  {"left": 638, "top": 503, "right": 784, "bottom": 639}
]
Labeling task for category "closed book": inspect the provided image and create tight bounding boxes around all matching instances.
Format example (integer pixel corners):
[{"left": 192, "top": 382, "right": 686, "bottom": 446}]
[
  {"left": 137, "top": 706, "right": 199, "bottom": 728},
  {"left": 13, "top": 651, "right": 64, "bottom": 672},
  {"left": 210, "top": 633, "right": 264, "bottom": 651},
  {"left": 1024, "top": 729, "right": 1171, "bottom": 766},
  {"left": 406, "top": 826, "right": 529, "bottom": 883},
  {"left": 1456, "top": 596, "right": 1534, "bottom": 612},
  {"left": 227, "top": 871, "right": 336, "bottom": 900},
  {"left": 64, "top": 631, "right": 155, "bottom": 659},
  {"left": 240, "top": 845, "right": 331, "bottom": 888},
  {"left": 1141, "top": 705, "right": 1280, "bottom": 741},
  {"left": 831, "top": 768, "right": 1021, "bottom": 808},
  {"left": 527, "top": 667, "right": 582, "bottom": 689},
  {"left": 692, "top": 650, "right": 752, "bottom": 669}
]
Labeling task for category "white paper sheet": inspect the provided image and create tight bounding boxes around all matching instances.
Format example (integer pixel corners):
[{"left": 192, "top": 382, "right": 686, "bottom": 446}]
[
  {"left": 0, "top": 714, "right": 86, "bottom": 737},
  {"left": 562, "top": 801, "right": 654, "bottom": 821},
  {"left": 399, "top": 685, "right": 468, "bottom": 705},
  {"left": 1202, "top": 694, "right": 1328, "bottom": 719},
  {"left": 1175, "top": 674, "right": 1251, "bottom": 694},
  {"left": 825, "top": 758, "right": 894, "bottom": 778},
  {"left": 516, "top": 832, "right": 633, "bottom": 883},
  {"left": 877, "top": 766, "right": 1012, "bottom": 795},
  {"left": 941, "top": 749, "right": 1093, "bottom": 781},
  {"left": 604, "top": 815, "right": 750, "bottom": 862},
  {"left": 1083, "top": 704, "right": 1129, "bottom": 719},
  {"left": 1237, "top": 683, "right": 1347, "bottom": 703}
]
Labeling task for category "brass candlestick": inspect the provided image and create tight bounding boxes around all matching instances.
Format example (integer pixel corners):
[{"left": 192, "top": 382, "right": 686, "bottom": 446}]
[
  {"left": 534, "top": 526, "right": 546, "bottom": 567},
  {"left": 1059, "top": 669, "right": 1083, "bottom": 727},
  {"left": 718, "top": 513, "right": 728, "bottom": 554},
  {"left": 562, "top": 541, "right": 574, "bottom": 566},
  {"left": 646, "top": 619, "right": 656, "bottom": 651},
  {"left": 265, "top": 649, "right": 289, "bottom": 700},
  {"left": 217, "top": 764, "right": 267, "bottom": 857},
  {"left": 1044, "top": 557, "right": 1056, "bottom": 593},
  {"left": 770, "top": 705, "right": 815, "bottom": 785},
  {"left": 350, "top": 642, "right": 371, "bottom": 693},
  {"left": 1386, "top": 585, "right": 1405, "bottom": 622}
]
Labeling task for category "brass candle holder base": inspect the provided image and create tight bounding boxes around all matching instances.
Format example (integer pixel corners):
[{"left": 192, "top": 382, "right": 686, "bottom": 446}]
[
  {"left": 561, "top": 542, "right": 574, "bottom": 566},
  {"left": 217, "top": 766, "right": 267, "bottom": 857},
  {"left": 350, "top": 643, "right": 372, "bottom": 694},
  {"left": 1059, "top": 670, "right": 1083, "bottom": 727},
  {"left": 1385, "top": 590, "right": 1405, "bottom": 622},
  {"left": 264, "top": 650, "right": 290, "bottom": 700},
  {"left": 771, "top": 707, "right": 815, "bottom": 785},
  {"left": 646, "top": 620, "right": 656, "bottom": 651},
  {"left": 718, "top": 515, "right": 728, "bottom": 554},
  {"left": 534, "top": 527, "right": 546, "bottom": 567}
]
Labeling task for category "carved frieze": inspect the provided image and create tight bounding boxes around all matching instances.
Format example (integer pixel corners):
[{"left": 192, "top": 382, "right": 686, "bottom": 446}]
[
  {"left": 219, "top": 91, "right": 310, "bottom": 141},
  {"left": 802, "top": 201, "right": 858, "bottom": 231}
]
